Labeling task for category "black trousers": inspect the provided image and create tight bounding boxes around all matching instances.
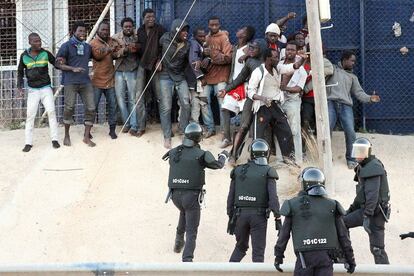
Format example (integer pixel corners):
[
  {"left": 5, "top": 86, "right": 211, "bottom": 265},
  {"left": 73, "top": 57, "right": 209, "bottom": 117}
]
[
  {"left": 229, "top": 210, "right": 267, "bottom": 262},
  {"left": 172, "top": 189, "right": 201, "bottom": 262},
  {"left": 343, "top": 208, "right": 389, "bottom": 264},
  {"left": 294, "top": 250, "right": 334, "bottom": 276},
  {"left": 301, "top": 97, "right": 316, "bottom": 136},
  {"left": 255, "top": 102, "right": 294, "bottom": 159}
]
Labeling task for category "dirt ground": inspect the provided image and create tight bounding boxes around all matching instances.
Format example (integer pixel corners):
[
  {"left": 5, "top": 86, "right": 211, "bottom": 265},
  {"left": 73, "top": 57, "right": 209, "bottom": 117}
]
[{"left": 0, "top": 124, "right": 413, "bottom": 265}]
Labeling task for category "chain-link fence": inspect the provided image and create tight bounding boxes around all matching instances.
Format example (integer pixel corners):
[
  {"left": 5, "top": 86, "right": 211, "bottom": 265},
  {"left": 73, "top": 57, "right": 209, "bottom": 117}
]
[
  {"left": 0, "top": 0, "right": 130, "bottom": 129},
  {"left": 1, "top": 0, "right": 413, "bottom": 134}
]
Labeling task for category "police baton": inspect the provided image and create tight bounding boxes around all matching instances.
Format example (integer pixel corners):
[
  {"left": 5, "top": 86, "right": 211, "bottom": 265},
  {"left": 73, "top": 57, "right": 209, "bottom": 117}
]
[
  {"left": 299, "top": 252, "right": 307, "bottom": 269},
  {"left": 165, "top": 189, "right": 172, "bottom": 203}
]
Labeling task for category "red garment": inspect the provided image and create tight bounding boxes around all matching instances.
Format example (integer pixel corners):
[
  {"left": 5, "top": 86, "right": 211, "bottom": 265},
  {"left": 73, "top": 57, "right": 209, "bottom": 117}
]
[
  {"left": 268, "top": 42, "right": 278, "bottom": 50},
  {"left": 303, "top": 62, "right": 314, "bottom": 98},
  {"left": 227, "top": 83, "right": 246, "bottom": 101}
]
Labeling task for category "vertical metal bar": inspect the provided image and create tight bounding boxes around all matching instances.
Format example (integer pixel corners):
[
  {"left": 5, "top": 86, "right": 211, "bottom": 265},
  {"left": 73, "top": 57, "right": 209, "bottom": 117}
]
[
  {"left": 136, "top": 0, "right": 141, "bottom": 26},
  {"left": 264, "top": 0, "right": 270, "bottom": 27},
  {"left": 360, "top": 0, "right": 366, "bottom": 130}
]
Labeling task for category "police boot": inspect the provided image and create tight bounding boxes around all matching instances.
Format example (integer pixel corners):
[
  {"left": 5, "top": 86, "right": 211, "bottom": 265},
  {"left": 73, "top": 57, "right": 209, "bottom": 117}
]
[
  {"left": 173, "top": 233, "right": 185, "bottom": 253},
  {"left": 370, "top": 246, "right": 390, "bottom": 264}
]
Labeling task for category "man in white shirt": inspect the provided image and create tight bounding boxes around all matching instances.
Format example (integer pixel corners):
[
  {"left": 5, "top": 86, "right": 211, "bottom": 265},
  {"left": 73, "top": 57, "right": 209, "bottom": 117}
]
[
  {"left": 280, "top": 40, "right": 308, "bottom": 164},
  {"left": 248, "top": 47, "right": 306, "bottom": 163}
]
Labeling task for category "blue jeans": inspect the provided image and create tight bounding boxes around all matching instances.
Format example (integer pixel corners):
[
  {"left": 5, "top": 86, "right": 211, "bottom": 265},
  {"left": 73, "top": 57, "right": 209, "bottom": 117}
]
[
  {"left": 115, "top": 71, "right": 138, "bottom": 131},
  {"left": 159, "top": 76, "right": 191, "bottom": 139},
  {"left": 328, "top": 100, "right": 356, "bottom": 162},
  {"left": 94, "top": 87, "right": 117, "bottom": 126},
  {"left": 136, "top": 65, "right": 161, "bottom": 132},
  {"left": 203, "top": 82, "right": 226, "bottom": 131}
]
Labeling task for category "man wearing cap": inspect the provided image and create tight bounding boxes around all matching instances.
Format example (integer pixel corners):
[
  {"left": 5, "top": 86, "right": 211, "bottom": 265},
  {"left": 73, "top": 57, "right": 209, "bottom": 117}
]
[{"left": 265, "top": 23, "right": 284, "bottom": 51}]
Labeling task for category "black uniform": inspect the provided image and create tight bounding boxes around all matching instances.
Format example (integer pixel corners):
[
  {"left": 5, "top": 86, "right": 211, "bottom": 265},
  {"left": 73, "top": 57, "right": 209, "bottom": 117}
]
[
  {"left": 227, "top": 160, "right": 280, "bottom": 262},
  {"left": 343, "top": 155, "right": 390, "bottom": 264},
  {"left": 275, "top": 192, "right": 355, "bottom": 275},
  {"left": 164, "top": 143, "right": 225, "bottom": 262}
]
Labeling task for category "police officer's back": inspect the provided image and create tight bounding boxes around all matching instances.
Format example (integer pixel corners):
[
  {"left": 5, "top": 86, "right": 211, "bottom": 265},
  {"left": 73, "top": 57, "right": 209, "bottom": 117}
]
[
  {"left": 274, "top": 168, "right": 356, "bottom": 275},
  {"left": 163, "top": 122, "right": 227, "bottom": 262},
  {"left": 227, "top": 139, "right": 281, "bottom": 262},
  {"left": 343, "top": 137, "right": 390, "bottom": 264}
]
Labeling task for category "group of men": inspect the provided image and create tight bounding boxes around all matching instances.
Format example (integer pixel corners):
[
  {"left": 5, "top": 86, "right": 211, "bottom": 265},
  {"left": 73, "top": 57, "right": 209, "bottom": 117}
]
[
  {"left": 18, "top": 10, "right": 380, "bottom": 171},
  {"left": 165, "top": 122, "right": 391, "bottom": 275}
]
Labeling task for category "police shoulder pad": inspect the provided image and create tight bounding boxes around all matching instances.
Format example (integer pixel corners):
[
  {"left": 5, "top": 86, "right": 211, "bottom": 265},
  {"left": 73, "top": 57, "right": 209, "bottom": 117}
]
[
  {"left": 334, "top": 200, "right": 346, "bottom": 216},
  {"left": 203, "top": 150, "right": 216, "bottom": 163},
  {"left": 267, "top": 167, "right": 279, "bottom": 180},
  {"left": 280, "top": 200, "right": 292, "bottom": 217},
  {"left": 359, "top": 158, "right": 385, "bottom": 178}
]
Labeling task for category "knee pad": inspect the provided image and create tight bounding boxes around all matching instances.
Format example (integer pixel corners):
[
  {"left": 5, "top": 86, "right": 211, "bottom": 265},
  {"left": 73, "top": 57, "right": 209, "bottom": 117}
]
[{"left": 370, "top": 246, "right": 390, "bottom": 264}]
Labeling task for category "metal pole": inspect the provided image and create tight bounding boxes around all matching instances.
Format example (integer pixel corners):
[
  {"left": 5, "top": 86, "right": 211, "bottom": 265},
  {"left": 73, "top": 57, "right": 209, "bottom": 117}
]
[
  {"left": 360, "top": 0, "right": 366, "bottom": 130},
  {"left": 0, "top": 263, "right": 413, "bottom": 275},
  {"left": 305, "top": 0, "right": 334, "bottom": 194},
  {"left": 40, "top": 0, "right": 115, "bottom": 121}
]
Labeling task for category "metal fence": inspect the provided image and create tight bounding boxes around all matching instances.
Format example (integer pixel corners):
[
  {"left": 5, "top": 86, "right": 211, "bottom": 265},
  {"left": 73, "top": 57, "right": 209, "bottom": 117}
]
[
  {"left": 1, "top": 0, "right": 413, "bottom": 133},
  {"left": 159, "top": 0, "right": 414, "bottom": 134}
]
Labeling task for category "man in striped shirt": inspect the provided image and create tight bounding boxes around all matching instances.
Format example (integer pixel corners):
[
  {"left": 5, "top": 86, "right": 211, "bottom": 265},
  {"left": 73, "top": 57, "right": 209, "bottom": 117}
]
[{"left": 17, "top": 32, "right": 60, "bottom": 152}]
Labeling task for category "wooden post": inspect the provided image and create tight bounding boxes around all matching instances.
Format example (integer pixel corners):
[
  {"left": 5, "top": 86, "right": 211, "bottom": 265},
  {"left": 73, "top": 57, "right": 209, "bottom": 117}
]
[{"left": 305, "top": 0, "right": 335, "bottom": 194}]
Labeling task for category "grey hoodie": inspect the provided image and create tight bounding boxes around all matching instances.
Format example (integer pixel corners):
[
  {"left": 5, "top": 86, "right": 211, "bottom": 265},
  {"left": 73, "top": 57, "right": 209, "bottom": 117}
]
[
  {"left": 326, "top": 61, "right": 371, "bottom": 106},
  {"left": 159, "top": 19, "right": 190, "bottom": 81}
]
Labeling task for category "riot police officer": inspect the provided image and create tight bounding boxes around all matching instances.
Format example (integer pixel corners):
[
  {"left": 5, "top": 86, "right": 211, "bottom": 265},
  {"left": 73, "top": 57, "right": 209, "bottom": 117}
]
[
  {"left": 227, "top": 139, "right": 281, "bottom": 262},
  {"left": 163, "top": 122, "right": 228, "bottom": 262},
  {"left": 343, "top": 137, "right": 390, "bottom": 264},
  {"left": 274, "top": 167, "right": 356, "bottom": 275}
]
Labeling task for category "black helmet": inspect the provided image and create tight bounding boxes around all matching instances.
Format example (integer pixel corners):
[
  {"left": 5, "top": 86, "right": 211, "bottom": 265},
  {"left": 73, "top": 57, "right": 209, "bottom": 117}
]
[
  {"left": 250, "top": 139, "right": 270, "bottom": 165},
  {"left": 183, "top": 122, "right": 203, "bottom": 147},
  {"left": 300, "top": 167, "right": 327, "bottom": 196},
  {"left": 351, "top": 137, "right": 372, "bottom": 160}
]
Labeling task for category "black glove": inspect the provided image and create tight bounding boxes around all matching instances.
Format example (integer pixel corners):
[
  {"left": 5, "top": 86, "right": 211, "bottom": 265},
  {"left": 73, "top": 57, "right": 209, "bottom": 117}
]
[
  {"left": 274, "top": 257, "right": 283, "bottom": 272},
  {"left": 363, "top": 215, "right": 372, "bottom": 235},
  {"left": 345, "top": 263, "right": 356, "bottom": 274},
  {"left": 400, "top": 233, "right": 409, "bottom": 240},
  {"left": 219, "top": 150, "right": 229, "bottom": 159},
  {"left": 275, "top": 218, "right": 282, "bottom": 232},
  {"left": 400, "top": 232, "right": 414, "bottom": 240}
]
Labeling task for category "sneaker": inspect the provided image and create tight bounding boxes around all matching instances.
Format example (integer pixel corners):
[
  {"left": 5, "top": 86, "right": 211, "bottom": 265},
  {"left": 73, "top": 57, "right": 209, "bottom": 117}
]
[
  {"left": 220, "top": 138, "right": 232, "bottom": 149},
  {"left": 204, "top": 131, "right": 216, "bottom": 139},
  {"left": 22, "top": 144, "right": 32, "bottom": 152},
  {"left": 347, "top": 161, "right": 358, "bottom": 169},
  {"left": 52, "top": 140, "right": 60, "bottom": 149}
]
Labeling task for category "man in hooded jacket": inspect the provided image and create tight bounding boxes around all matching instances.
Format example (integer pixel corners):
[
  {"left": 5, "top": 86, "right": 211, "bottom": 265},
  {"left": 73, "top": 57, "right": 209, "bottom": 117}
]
[{"left": 159, "top": 19, "right": 191, "bottom": 149}]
